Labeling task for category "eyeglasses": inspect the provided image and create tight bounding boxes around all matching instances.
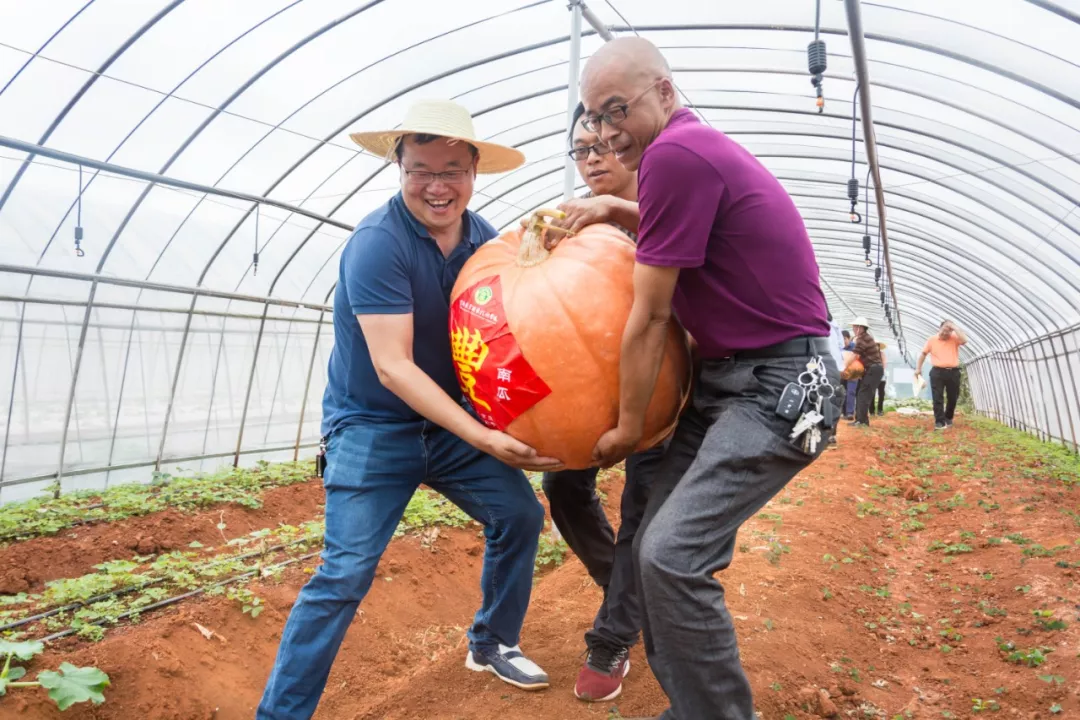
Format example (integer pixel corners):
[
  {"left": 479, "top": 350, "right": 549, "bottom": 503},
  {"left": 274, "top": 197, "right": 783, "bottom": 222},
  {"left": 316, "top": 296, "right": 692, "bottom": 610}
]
[
  {"left": 403, "top": 169, "right": 470, "bottom": 185},
  {"left": 580, "top": 81, "right": 660, "bottom": 133},
  {"left": 567, "top": 142, "right": 614, "bottom": 162}
]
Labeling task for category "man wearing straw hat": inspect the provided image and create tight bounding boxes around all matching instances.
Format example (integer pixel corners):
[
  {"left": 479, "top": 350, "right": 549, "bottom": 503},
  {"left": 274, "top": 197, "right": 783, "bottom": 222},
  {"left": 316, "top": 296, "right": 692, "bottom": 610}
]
[
  {"left": 257, "top": 99, "right": 561, "bottom": 719},
  {"left": 848, "top": 317, "right": 884, "bottom": 426}
]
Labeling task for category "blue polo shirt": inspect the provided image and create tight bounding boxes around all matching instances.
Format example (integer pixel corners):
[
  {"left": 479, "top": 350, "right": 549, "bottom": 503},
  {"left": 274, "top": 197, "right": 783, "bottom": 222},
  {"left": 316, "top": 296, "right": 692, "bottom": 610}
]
[{"left": 321, "top": 192, "right": 498, "bottom": 435}]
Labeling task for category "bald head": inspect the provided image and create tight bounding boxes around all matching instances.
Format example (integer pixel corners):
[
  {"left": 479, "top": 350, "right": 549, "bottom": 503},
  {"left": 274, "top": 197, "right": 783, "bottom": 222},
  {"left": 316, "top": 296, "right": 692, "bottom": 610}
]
[
  {"left": 582, "top": 37, "right": 673, "bottom": 89},
  {"left": 578, "top": 37, "right": 680, "bottom": 171}
]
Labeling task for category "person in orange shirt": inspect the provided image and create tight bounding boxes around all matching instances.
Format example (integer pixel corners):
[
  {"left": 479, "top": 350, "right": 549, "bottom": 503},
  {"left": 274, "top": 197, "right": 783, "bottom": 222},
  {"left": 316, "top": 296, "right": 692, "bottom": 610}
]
[{"left": 915, "top": 320, "right": 968, "bottom": 430}]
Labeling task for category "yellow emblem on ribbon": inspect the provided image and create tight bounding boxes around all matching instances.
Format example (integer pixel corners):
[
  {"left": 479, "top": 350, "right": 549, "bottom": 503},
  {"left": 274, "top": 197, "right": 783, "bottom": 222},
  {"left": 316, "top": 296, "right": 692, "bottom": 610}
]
[{"left": 451, "top": 325, "right": 491, "bottom": 411}]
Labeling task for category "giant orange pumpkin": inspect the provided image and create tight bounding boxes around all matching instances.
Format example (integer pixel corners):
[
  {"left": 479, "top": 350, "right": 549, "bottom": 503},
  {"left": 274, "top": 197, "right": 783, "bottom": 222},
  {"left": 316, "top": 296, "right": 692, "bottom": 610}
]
[{"left": 449, "top": 208, "right": 692, "bottom": 469}]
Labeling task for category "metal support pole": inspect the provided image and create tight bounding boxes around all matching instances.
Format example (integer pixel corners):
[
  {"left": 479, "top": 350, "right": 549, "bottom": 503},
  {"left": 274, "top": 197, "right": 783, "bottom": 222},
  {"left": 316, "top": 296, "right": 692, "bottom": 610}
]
[
  {"left": 55, "top": 281, "right": 98, "bottom": 496},
  {"left": 1006, "top": 353, "right": 1029, "bottom": 433},
  {"left": 563, "top": 0, "right": 584, "bottom": 201},
  {"left": 1013, "top": 344, "right": 1042, "bottom": 438},
  {"left": 199, "top": 312, "right": 232, "bottom": 459},
  {"left": 0, "top": 134, "right": 354, "bottom": 233},
  {"left": 996, "top": 356, "right": 1016, "bottom": 427},
  {"left": 0, "top": 302, "right": 27, "bottom": 489},
  {"left": 1010, "top": 351, "right": 1034, "bottom": 436},
  {"left": 973, "top": 361, "right": 990, "bottom": 421},
  {"left": 990, "top": 355, "right": 1012, "bottom": 428},
  {"left": 1049, "top": 331, "right": 1080, "bottom": 452},
  {"left": 1024, "top": 347, "right": 1053, "bottom": 441},
  {"left": 294, "top": 310, "right": 326, "bottom": 461},
  {"left": 1038, "top": 337, "right": 1068, "bottom": 446},
  {"left": 977, "top": 360, "right": 999, "bottom": 423},
  {"left": 968, "top": 361, "right": 986, "bottom": 419},
  {"left": 234, "top": 308, "right": 270, "bottom": 467},
  {"left": 581, "top": 2, "right": 615, "bottom": 41},
  {"left": 155, "top": 293, "right": 199, "bottom": 471},
  {"left": 843, "top": 0, "right": 905, "bottom": 344}
]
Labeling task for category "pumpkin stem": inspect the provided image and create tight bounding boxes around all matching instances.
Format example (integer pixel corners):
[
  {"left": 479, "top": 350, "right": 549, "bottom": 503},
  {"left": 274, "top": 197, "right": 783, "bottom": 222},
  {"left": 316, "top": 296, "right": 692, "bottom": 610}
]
[{"left": 517, "top": 208, "right": 570, "bottom": 267}]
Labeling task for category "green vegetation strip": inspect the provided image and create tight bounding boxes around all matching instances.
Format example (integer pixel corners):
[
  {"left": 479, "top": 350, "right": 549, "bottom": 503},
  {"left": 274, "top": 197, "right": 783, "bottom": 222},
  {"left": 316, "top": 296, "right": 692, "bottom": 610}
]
[
  {"left": 0, "top": 461, "right": 314, "bottom": 543},
  {"left": 0, "top": 488, "right": 486, "bottom": 644}
]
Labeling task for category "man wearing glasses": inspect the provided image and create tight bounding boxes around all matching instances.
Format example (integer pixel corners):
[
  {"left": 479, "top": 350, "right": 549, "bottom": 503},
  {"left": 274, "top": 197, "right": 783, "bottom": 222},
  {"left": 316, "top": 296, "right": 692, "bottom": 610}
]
[
  {"left": 257, "top": 100, "right": 562, "bottom": 720},
  {"left": 557, "top": 38, "right": 839, "bottom": 720},
  {"left": 539, "top": 102, "right": 667, "bottom": 704}
]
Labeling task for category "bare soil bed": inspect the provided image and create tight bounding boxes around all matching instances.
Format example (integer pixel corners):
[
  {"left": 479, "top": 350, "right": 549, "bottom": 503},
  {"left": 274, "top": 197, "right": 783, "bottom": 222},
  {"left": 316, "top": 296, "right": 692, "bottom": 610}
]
[{"left": 3, "top": 415, "right": 1077, "bottom": 719}]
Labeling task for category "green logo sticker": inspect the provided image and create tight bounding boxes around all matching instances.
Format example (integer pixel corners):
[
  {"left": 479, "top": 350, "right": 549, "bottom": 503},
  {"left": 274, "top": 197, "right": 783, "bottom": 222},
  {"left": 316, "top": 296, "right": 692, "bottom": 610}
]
[{"left": 473, "top": 286, "right": 493, "bottom": 305}]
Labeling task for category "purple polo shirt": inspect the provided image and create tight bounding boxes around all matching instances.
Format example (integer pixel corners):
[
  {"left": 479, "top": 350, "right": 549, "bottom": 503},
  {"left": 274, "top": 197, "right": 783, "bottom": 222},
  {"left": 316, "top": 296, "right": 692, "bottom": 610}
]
[{"left": 636, "top": 109, "right": 829, "bottom": 358}]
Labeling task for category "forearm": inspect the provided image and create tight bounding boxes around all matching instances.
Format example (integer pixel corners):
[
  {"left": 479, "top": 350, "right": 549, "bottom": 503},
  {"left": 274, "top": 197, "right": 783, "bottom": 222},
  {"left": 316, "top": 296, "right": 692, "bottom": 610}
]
[
  {"left": 607, "top": 197, "right": 640, "bottom": 234},
  {"left": 916, "top": 352, "right": 927, "bottom": 372},
  {"left": 376, "top": 359, "right": 488, "bottom": 447},
  {"left": 617, "top": 303, "right": 670, "bottom": 434}
]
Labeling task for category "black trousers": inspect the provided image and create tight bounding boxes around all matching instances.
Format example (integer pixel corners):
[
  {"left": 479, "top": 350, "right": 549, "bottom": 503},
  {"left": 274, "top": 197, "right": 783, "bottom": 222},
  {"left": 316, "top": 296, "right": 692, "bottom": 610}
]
[
  {"left": 631, "top": 353, "right": 841, "bottom": 719},
  {"left": 855, "top": 363, "right": 884, "bottom": 424},
  {"left": 930, "top": 366, "right": 961, "bottom": 425},
  {"left": 541, "top": 443, "right": 665, "bottom": 650},
  {"left": 876, "top": 380, "right": 886, "bottom": 415}
]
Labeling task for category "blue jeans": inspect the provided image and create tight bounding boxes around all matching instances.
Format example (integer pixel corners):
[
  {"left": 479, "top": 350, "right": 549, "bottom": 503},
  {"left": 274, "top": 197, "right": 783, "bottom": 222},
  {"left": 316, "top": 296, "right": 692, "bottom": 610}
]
[
  {"left": 256, "top": 419, "right": 545, "bottom": 720},
  {"left": 844, "top": 380, "right": 858, "bottom": 415}
]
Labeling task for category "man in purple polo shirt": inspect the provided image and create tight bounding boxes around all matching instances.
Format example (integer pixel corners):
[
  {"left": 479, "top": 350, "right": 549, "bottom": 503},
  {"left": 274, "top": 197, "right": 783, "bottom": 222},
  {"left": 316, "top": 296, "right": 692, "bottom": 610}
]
[{"left": 558, "top": 37, "right": 841, "bottom": 720}]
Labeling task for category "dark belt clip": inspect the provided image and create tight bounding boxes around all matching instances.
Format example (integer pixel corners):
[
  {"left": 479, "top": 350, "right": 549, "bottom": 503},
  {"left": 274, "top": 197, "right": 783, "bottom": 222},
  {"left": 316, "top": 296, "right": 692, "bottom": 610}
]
[{"left": 315, "top": 436, "right": 328, "bottom": 478}]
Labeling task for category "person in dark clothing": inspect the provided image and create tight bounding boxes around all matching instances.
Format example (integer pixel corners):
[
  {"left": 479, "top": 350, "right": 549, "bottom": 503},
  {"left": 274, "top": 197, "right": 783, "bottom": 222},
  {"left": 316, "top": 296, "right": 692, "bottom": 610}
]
[
  {"left": 540, "top": 101, "right": 668, "bottom": 704},
  {"left": 565, "top": 37, "right": 837, "bottom": 720},
  {"left": 848, "top": 317, "right": 884, "bottom": 426},
  {"left": 875, "top": 342, "right": 887, "bottom": 416}
]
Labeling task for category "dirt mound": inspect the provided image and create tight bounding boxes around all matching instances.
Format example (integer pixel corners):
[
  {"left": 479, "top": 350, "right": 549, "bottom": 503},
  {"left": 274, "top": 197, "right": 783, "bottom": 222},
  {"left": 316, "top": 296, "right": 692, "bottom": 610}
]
[
  {"left": 7, "top": 526, "right": 483, "bottom": 719},
  {"left": 356, "top": 417, "right": 1080, "bottom": 719},
  {"left": 4, "top": 417, "right": 1078, "bottom": 719},
  {"left": 0, "top": 481, "right": 325, "bottom": 595}
]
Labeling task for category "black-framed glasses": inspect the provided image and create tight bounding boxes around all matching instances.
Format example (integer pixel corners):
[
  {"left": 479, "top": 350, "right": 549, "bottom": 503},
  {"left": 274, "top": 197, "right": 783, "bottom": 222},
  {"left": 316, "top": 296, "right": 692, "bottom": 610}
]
[
  {"left": 567, "top": 142, "right": 614, "bottom": 162},
  {"left": 403, "top": 169, "right": 470, "bottom": 185},
  {"left": 580, "top": 81, "right": 660, "bottom": 133}
]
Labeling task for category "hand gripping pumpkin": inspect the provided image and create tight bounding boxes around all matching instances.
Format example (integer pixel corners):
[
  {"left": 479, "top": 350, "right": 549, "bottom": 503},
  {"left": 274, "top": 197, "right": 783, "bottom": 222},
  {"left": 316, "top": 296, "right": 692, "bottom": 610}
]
[
  {"left": 449, "top": 208, "right": 692, "bottom": 469},
  {"left": 841, "top": 351, "right": 865, "bottom": 381}
]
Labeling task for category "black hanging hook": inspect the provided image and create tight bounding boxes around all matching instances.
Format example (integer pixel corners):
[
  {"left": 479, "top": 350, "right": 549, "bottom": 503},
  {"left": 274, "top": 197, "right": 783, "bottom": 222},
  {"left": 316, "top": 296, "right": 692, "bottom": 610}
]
[
  {"left": 847, "top": 177, "right": 861, "bottom": 223},
  {"left": 807, "top": 0, "right": 826, "bottom": 113},
  {"left": 74, "top": 164, "right": 85, "bottom": 257},
  {"left": 253, "top": 204, "right": 260, "bottom": 276}
]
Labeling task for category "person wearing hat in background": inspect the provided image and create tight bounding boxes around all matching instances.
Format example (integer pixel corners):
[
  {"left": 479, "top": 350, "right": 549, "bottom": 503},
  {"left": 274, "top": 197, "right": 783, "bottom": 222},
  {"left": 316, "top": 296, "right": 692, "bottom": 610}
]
[
  {"left": 876, "top": 342, "right": 888, "bottom": 416},
  {"left": 848, "top": 317, "right": 884, "bottom": 426},
  {"left": 257, "top": 100, "right": 561, "bottom": 719},
  {"left": 915, "top": 320, "right": 968, "bottom": 430}
]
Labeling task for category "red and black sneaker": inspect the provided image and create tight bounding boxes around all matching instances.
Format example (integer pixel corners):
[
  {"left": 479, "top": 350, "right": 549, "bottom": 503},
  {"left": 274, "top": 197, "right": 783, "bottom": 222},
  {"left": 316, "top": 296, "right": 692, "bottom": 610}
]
[{"left": 574, "top": 644, "right": 630, "bottom": 702}]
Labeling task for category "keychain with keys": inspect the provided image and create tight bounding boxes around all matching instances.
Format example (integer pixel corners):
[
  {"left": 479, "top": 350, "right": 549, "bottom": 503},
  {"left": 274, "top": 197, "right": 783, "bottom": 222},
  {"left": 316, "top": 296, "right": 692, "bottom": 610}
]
[{"left": 789, "top": 355, "right": 834, "bottom": 454}]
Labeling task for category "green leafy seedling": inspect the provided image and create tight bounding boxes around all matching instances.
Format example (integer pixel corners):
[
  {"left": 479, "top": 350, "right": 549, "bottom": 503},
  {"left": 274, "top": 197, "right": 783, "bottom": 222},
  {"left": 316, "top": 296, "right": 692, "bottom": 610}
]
[{"left": 0, "top": 640, "right": 109, "bottom": 710}]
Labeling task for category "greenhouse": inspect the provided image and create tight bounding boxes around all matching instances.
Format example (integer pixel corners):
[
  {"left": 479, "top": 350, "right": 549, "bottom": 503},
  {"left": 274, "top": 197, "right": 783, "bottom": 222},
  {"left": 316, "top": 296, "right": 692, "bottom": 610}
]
[{"left": 0, "top": 0, "right": 1077, "bottom": 718}]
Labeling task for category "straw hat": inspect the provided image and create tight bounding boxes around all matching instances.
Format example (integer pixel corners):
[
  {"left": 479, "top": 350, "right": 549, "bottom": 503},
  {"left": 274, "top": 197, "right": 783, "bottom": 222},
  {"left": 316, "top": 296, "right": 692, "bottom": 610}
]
[
  {"left": 349, "top": 99, "right": 525, "bottom": 174},
  {"left": 852, "top": 316, "right": 870, "bottom": 328}
]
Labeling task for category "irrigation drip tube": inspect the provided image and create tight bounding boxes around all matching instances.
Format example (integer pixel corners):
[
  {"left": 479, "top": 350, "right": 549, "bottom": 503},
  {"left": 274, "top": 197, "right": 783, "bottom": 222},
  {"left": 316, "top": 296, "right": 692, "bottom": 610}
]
[
  {"left": 42, "top": 548, "right": 321, "bottom": 643},
  {"left": 1, "top": 533, "right": 322, "bottom": 634},
  {"left": 38, "top": 549, "right": 323, "bottom": 644}
]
